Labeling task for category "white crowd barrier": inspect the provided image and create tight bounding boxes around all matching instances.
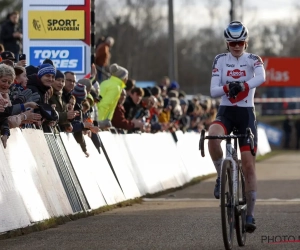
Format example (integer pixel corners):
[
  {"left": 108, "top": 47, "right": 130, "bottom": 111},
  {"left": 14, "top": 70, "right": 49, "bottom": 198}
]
[{"left": 0, "top": 127, "right": 271, "bottom": 234}]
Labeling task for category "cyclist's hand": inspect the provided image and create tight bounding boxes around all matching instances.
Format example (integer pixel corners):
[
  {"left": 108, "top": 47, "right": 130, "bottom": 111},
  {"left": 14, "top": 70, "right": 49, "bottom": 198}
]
[{"left": 228, "top": 81, "right": 245, "bottom": 98}]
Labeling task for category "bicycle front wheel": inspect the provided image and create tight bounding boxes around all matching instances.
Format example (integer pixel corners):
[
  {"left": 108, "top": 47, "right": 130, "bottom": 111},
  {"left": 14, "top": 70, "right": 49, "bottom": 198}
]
[
  {"left": 220, "top": 159, "right": 234, "bottom": 250},
  {"left": 235, "top": 160, "right": 247, "bottom": 246}
]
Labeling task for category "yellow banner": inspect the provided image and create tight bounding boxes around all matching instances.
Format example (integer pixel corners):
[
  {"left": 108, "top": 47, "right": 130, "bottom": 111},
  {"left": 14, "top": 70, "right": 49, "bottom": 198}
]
[{"left": 28, "top": 11, "right": 85, "bottom": 39}]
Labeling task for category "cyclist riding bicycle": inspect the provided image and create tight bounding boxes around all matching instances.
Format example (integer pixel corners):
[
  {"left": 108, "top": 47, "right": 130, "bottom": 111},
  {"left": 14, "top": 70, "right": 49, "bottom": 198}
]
[{"left": 208, "top": 21, "right": 266, "bottom": 233}]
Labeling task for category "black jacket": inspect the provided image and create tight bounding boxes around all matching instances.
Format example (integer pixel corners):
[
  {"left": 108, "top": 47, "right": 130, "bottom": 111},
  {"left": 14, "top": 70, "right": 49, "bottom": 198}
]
[
  {"left": 27, "top": 74, "right": 51, "bottom": 104},
  {"left": 124, "top": 96, "right": 139, "bottom": 120},
  {"left": 0, "top": 20, "right": 21, "bottom": 54}
]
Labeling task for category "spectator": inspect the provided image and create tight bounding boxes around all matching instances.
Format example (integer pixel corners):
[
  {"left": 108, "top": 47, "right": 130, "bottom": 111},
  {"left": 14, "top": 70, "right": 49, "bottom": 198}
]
[
  {"left": 8, "top": 65, "right": 30, "bottom": 102},
  {"left": 71, "top": 83, "right": 90, "bottom": 157},
  {"left": 125, "top": 79, "right": 135, "bottom": 95},
  {"left": 151, "top": 86, "right": 161, "bottom": 98},
  {"left": 0, "top": 64, "right": 41, "bottom": 144},
  {"left": 178, "top": 90, "right": 186, "bottom": 100},
  {"left": 178, "top": 99, "right": 190, "bottom": 133},
  {"left": 112, "top": 89, "right": 144, "bottom": 131},
  {"left": 159, "top": 76, "right": 170, "bottom": 89},
  {"left": 0, "top": 11, "right": 22, "bottom": 57},
  {"left": 95, "top": 36, "right": 114, "bottom": 82},
  {"left": 158, "top": 98, "right": 171, "bottom": 126},
  {"left": 62, "top": 71, "right": 76, "bottom": 104},
  {"left": 13, "top": 65, "right": 27, "bottom": 90},
  {"left": 168, "top": 90, "right": 179, "bottom": 98},
  {"left": 167, "top": 81, "right": 180, "bottom": 93},
  {"left": 295, "top": 116, "right": 300, "bottom": 149},
  {"left": 283, "top": 115, "right": 292, "bottom": 149},
  {"left": 49, "top": 70, "right": 77, "bottom": 132},
  {"left": 1, "top": 51, "right": 15, "bottom": 63},
  {"left": 124, "top": 87, "right": 144, "bottom": 120},
  {"left": 27, "top": 63, "right": 56, "bottom": 104},
  {"left": 97, "top": 63, "right": 128, "bottom": 125}
]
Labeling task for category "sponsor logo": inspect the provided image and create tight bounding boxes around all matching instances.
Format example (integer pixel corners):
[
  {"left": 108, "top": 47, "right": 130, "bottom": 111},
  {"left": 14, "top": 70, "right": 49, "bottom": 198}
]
[
  {"left": 227, "top": 69, "right": 246, "bottom": 79},
  {"left": 240, "top": 64, "right": 247, "bottom": 67},
  {"left": 29, "top": 46, "right": 85, "bottom": 73},
  {"left": 30, "top": 0, "right": 84, "bottom": 5},
  {"left": 212, "top": 68, "right": 218, "bottom": 73},
  {"left": 28, "top": 11, "right": 85, "bottom": 39},
  {"left": 226, "top": 64, "right": 235, "bottom": 67},
  {"left": 212, "top": 74, "right": 219, "bottom": 77},
  {"left": 264, "top": 58, "right": 289, "bottom": 83}
]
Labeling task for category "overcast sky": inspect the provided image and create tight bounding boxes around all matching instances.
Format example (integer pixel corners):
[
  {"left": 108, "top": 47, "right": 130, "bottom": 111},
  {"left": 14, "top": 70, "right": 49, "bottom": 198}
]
[{"left": 173, "top": 0, "right": 298, "bottom": 29}]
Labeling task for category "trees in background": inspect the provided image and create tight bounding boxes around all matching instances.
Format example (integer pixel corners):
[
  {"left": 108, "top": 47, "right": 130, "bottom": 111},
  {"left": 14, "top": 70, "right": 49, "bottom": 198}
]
[{"left": 5, "top": 0, "right": 300, "bottom": 95}]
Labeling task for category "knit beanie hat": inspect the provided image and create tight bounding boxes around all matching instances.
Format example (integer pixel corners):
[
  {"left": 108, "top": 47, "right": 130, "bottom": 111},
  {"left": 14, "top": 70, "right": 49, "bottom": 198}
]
[
  {"left": 109, "top": 63, "right": 128, "bottom": 80},
  {"left": 38, "top": 63, "right": 56, "bottom": 78},
  {"left": 78, "top": 78, "right": 92, "bottom": 93},
  {"left": 55, "top": 69, "right": 65, "bottom": 80},
  {"left": 72, "top": 83, "right": 87, "bottom": 102}
]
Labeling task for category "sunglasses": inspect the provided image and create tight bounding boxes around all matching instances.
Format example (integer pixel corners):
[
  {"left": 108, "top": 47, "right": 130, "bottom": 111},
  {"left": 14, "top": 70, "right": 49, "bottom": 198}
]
[{"left": 228, "top": 41, "right": 246, "bottom": 47}]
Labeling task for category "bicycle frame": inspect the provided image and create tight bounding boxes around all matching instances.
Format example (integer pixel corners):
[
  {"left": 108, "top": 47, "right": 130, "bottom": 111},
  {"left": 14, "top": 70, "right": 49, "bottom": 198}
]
[{"left": 223, "top": 137, "right": 239, "bottom": 207}]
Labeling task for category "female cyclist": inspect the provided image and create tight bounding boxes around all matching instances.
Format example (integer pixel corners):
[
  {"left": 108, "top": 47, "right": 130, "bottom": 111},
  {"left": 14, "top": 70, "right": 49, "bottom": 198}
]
[{"left": 208, "top": 21, "right": 266, "bottom": 233}]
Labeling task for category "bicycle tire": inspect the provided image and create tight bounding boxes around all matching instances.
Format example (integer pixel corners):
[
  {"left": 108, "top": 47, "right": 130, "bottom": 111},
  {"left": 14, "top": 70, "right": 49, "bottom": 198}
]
[
  {"left": 235, "top": 160, "right": 247, "bottom": 246},
  {"left": 221, "top": 159, "right": 234, "bottom": 250}
]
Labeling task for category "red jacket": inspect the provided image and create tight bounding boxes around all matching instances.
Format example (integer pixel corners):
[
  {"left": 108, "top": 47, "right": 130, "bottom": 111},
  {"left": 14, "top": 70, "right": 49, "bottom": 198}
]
[{"left": 112, "top": 104, "right": 135, "bottom": 130}]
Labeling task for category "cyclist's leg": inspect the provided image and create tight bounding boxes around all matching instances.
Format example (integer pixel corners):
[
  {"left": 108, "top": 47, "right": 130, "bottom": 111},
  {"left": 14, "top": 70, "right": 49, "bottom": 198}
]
[
  {"left": 208, "top": 123, "right": 225, "bottom": 199},
  {"left": 208, "top": 123, "right": 225, "bottom": 175},
  {"left": 208, "top": 106, "right": 232, "bottom": 175},
  {"left": 208, "top": 106, "right": 232, "bottom": 199},
  {"left": 238, "top": 107, "right": 258, "bottom": 232}
]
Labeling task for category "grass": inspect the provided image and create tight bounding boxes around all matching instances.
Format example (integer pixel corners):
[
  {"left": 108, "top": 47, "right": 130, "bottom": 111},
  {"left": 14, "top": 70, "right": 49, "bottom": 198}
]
[{"left": 256, "top": 150, "right": 283, "bottom": 162}]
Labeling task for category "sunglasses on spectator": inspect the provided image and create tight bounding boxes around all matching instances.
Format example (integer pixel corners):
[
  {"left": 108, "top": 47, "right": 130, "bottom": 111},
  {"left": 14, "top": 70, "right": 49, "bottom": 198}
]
[{"left": 228, "top": 41, "right": 246, "bottom": 47}]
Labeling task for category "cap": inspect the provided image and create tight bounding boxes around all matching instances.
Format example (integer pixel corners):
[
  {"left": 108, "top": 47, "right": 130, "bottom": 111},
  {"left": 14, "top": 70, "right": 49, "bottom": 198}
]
[{"left": 1, "top": 51, "right": 15, "bottom": 61}]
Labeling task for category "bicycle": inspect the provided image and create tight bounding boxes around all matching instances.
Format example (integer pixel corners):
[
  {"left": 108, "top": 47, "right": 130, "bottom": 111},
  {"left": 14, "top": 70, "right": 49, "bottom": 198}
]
[{"left": 199, "top": 127, "right": 255, "bottom": 250}]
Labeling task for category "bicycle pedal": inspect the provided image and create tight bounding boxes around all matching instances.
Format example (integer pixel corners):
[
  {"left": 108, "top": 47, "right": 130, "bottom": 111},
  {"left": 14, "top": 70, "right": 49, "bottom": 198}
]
[{"left": 239, "top": 199, "right": 246, "bottom": 205}]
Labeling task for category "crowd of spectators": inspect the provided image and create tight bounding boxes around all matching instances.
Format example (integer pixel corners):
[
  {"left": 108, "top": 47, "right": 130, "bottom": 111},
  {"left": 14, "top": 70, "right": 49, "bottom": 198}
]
[{"left": 0, "top": 25, "right": 218, "bottom": 157}]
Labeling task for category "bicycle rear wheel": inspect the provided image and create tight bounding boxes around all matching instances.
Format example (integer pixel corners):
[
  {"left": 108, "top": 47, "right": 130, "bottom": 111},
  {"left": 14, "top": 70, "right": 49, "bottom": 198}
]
[
  {"left": 235, "top": 160, "right": 247, "bottom": 246},
  {"left": 220, "top": 159, "right": 234, "bottom": 250}
]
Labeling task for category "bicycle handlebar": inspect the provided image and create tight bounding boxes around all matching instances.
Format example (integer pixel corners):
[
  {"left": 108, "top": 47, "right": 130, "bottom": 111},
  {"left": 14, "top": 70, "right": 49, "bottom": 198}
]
[{"left": 199, "top": 127, "right": 256, "bottom": 157}]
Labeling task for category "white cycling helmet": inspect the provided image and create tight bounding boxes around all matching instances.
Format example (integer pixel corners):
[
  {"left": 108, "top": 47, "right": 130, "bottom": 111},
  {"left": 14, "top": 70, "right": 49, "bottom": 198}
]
[{"left": 224, "top": 21, "right": 248, "bottom": 41}]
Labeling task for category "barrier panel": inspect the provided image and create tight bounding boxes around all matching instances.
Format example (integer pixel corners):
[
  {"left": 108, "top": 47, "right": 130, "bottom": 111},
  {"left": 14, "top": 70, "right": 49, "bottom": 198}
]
[
  {"left": 176, "top": 131, "right": 217, "bottom": 179},
  {"left": 0, "top": 127, "right": 272, "bottom": 234},
  {"left": 122, "top": 132, "right": 188, "bottom": 195},
  {"left": 0, "top": 135, "right": 31, "bottom": 232},
  {"left": 140, "top": 133, "right": 187, "bottom": 189},
  {"left": 59, "top": 133, "right": 106, "bottom": 210},
  {"left": 4, "top": 128, "right": 53, "bottom": 222},
  {"left": 98, "top": 131, "right": 141, "bottom": 200},
  {"left": 257, "top": 127, "right": 272, "bottom": 156},
  {"left": 80, "top": 135, "right": 126, "bottom": 205},
  {"left": 22, "top": 129, "right": 73, "bottom": 217},
  {"left": 45, "top": 133, "right": 89, "bottom": 213}
]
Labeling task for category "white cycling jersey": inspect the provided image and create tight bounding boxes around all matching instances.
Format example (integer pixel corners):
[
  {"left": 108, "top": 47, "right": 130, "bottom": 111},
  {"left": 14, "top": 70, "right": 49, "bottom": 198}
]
[{"left": 210, "top": 52, "right": 266, "bottom": 107}]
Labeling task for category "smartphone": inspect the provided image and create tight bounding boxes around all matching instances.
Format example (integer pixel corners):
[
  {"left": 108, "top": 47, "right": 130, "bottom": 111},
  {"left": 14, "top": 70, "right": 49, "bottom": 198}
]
[{"left": 19, "top": 54, "right": 26, "bottom": 61}]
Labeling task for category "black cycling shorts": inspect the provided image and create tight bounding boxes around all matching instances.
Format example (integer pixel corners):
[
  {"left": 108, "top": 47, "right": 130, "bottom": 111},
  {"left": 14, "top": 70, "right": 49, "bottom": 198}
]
[{"left": 212, "top": 106, "right": 257, "bottom": 152}]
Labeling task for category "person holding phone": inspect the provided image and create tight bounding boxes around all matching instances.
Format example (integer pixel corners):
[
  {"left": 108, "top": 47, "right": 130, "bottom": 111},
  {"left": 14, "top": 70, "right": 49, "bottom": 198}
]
[{"left": 16, "top": 53, "right": 26, "bottom": 67}]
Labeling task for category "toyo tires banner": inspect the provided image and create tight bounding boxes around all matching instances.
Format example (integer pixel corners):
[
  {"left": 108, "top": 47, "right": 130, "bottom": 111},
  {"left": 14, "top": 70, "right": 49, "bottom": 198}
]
[{"left": 23, "top": 0, "right": 90, "bottom": 79}]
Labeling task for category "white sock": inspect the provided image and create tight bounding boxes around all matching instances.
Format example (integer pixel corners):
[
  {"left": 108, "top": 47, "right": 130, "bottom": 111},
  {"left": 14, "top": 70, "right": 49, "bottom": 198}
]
[
  {"left": 246, "top": 191, "right": 256, "bottom": 217},
  {"left": 213, "top": 158, "right": 223, "bottom": 177}
]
